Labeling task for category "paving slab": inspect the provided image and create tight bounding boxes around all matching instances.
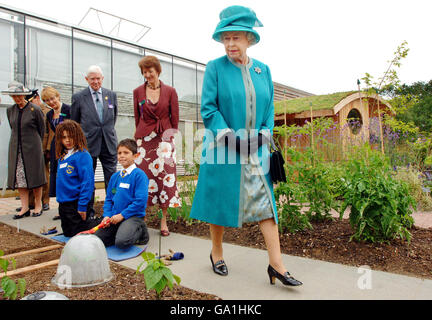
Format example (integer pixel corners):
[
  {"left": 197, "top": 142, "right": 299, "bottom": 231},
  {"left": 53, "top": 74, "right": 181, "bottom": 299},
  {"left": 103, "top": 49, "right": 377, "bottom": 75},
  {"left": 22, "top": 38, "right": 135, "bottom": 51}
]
[{"left": 0, "top": 211, "right": 431, "bottom": 300}]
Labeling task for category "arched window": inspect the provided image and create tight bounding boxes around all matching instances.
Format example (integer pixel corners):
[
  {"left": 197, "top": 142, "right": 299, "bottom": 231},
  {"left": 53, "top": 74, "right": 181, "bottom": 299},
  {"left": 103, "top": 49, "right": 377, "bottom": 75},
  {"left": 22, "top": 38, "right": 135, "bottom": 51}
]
[{"left": 347, "top": 108, "right": 362, "bottom": 135}]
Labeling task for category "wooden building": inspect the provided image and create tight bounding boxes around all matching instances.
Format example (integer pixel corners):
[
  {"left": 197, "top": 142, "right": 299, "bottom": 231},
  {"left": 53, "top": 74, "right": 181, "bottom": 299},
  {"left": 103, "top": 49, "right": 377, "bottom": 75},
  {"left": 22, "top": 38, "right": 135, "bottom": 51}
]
[{"left": 274, "top": 91, "right": 395, "bottom": 157}]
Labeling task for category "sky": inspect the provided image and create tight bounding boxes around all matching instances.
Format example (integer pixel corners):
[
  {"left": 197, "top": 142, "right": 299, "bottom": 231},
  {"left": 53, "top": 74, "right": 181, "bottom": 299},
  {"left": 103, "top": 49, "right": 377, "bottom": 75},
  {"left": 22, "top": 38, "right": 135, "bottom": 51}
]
[{"left": 1, "top": 0, "right": 431, "bottom": 95}]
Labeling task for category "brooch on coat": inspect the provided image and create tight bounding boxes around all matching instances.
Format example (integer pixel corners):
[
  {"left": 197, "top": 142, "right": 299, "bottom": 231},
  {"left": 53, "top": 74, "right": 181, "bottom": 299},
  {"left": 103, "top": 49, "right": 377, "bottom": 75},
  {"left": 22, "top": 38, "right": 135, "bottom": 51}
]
[{"left": 254, "top": 67, "right": 262, "bottom": 74}]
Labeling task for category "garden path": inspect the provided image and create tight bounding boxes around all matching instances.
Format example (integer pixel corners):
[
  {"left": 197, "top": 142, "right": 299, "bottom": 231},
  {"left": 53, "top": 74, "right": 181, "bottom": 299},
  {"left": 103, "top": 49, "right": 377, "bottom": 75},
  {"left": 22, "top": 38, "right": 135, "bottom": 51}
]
[{"left": 0, "top": 190, "right": 432, "bottom": 300}]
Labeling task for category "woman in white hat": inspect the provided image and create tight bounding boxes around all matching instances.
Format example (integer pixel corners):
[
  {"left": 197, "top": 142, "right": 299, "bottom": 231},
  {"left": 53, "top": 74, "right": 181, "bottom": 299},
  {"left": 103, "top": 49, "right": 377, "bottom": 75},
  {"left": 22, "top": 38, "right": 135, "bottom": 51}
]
[
  {"left": 190, "top": 5, "right": 302, "bottom": 287},
  {"left": 2, "top": 81, "right": 47, "bottom": 219}
]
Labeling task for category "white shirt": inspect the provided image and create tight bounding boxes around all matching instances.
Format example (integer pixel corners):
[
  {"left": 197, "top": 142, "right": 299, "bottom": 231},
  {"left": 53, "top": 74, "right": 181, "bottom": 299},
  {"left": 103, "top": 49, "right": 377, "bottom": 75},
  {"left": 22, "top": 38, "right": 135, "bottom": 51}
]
[
  {"left": 63, "top": 148, "right": 77, "bottom": 160},
  {"left": 120, "top": 163, "right": 137, "bottom": 177}
]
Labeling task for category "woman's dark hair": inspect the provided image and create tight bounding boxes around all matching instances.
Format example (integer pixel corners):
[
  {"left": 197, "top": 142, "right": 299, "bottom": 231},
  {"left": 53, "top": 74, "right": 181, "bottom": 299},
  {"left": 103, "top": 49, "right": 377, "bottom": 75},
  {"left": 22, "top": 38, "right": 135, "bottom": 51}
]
[
  {"left": 55, "top": 120, "right": 88, "bottom": 159},
  {"left": 117, "top": 138, "right": 138, "bottom": 154},
  {"left": 138, "top": 55, "right": 162, "bottom": 75}
]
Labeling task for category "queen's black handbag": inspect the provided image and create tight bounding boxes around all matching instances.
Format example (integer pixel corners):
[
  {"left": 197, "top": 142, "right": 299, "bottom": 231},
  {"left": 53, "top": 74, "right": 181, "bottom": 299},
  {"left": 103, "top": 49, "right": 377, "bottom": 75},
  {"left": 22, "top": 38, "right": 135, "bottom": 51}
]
[{"left": 269, "top": 137, "right": 287, "bottom": 183}]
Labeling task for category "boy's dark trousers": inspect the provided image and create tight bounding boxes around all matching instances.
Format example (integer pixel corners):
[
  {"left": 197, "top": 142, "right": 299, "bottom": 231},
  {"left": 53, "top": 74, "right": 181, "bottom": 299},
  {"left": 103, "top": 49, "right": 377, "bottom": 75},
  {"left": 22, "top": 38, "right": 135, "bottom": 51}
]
[
  {"left": 95, "top": 217, "right": 149, "bottom": 249},
  {"left": 58, "top": 200, "right": 101, "bottom": 237}
]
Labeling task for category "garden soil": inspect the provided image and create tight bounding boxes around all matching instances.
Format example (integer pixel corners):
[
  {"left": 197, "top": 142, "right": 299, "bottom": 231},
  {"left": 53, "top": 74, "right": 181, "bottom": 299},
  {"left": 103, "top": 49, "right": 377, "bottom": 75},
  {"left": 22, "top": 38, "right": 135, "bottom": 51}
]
[
  {"left": 143, "top": 208, "right": 432, "bottom": 281},
  {"left": 0, "top": 222, "right": 221, "bottom": 300},
  {"left": 1, "top": 201, "right": 431, "bottom": 300}
]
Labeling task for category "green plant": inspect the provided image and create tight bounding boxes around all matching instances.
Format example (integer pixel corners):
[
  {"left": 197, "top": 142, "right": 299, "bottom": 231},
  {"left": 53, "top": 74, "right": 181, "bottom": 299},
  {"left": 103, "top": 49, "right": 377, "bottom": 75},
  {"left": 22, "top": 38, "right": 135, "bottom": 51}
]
[
  {"left": 289, "top": 149, "right": 336, "bottom": 222},
  {"left": 393, "top": 167, "right": 432, "bottom": 211},
  {"left": 340, "top": 144, "right": 415, "bottom": 244},
  {"left": 0, "top": 250, "right": 26, "bottom": 300},
  {"left": 136, "top": 251, "right": 181, "bottom": 298},
  {"left": 136, "top": 210, "right": 181, "bottom": 298},
  {"left": 167, "top": 162, "right": 198, "bottom": 224},
  {"left": 274, "top": 182, "right": 312, "bottom": 234},
  {"left": 276, "top": 117, "right": 342, "bottom": 222}
]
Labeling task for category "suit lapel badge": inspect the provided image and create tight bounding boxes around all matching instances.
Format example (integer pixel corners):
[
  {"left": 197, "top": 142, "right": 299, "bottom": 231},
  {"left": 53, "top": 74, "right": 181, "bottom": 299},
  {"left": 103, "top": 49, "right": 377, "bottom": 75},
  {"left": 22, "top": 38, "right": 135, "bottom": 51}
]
[{"left": 254, "top": 67, "right": 261, "bottom": 74}]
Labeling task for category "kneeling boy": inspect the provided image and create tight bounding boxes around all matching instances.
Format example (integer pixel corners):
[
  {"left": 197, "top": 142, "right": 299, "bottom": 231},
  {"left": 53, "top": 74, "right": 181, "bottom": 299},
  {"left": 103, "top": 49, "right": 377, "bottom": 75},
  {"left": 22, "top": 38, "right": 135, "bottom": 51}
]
[{"left": 95, "top": 139, "right": 149, "bottom": 248}]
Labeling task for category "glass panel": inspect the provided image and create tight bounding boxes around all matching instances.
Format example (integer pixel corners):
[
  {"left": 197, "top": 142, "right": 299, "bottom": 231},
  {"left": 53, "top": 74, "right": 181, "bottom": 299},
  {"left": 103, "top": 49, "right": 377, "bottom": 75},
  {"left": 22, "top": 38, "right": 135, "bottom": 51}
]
[
  {"left": 73, "top": 30, "right": 112, "bottom": 93},
  {"left": 173, "top": 58, "right": 198, "bottom": 122},
  {"left": 112, "top": 41, "right": 143, "bottom": 116},
  {"left": 196, "top": 64, "right": 206, "bottom": 122},
  {"left": 25, "top": 17, "right": 72, "bottom": 104},
  {"left": 145, "top": 50, "right": 173, "bottom": 86},
  {"left": 115, "top": 114, "right": 136, "bottom": 141},
  {"left": 0, "top": 9, "right": 25, "bottom": 105},
  {"left": 173, "top": 58, "right": 197, "bottom": 104},
  {"left": 0, "top": 9, "right": 25, "bottom": 187}
]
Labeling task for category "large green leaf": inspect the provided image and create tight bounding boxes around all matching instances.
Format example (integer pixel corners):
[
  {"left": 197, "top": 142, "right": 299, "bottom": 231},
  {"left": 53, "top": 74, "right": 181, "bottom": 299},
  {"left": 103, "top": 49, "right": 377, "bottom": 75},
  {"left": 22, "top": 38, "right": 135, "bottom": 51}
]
[
  {"left": 1, "top": 277, "right": 17, "bottom": 299},
  {"left": 141, "top": 252, "right": 155, "bottom": 262},
  {"left": 161, "top": 267, "right": 176, "bottom": 286},
  {"left": 154, "top": 277, "right": 168, "bottom": 295},
  {"left": 173, "top": 274, "right": 181, "bottom": 285},
  {"left": 144, "top": 266, "right": 164, "bottom": 290},
  {"left": 0, "top": 258, "right": 9, "bottom": 273},
  {"left": 17, "top": 278, "right": 26, "bottom": 298}
]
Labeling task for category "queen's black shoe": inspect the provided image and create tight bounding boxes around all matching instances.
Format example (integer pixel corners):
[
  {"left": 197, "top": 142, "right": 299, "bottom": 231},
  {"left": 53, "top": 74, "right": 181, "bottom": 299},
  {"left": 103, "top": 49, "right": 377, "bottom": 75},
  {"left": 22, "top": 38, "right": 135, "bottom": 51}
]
[
  {"left": 210, "top": 253, "right": 228, "bottom": 276},
  {"left": 267, "top": 265, "right": 302, "bottom": 286}
]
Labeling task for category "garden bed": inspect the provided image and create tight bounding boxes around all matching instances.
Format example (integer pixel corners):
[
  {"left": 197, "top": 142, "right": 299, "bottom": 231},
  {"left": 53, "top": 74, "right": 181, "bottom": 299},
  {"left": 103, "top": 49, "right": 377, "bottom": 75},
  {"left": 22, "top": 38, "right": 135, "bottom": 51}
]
[
  {"left": 0, "top": 222, "right": 221, "bottom": 300},
  {"left": 144, "top": 208, "right": 432, "bottom": 280}
]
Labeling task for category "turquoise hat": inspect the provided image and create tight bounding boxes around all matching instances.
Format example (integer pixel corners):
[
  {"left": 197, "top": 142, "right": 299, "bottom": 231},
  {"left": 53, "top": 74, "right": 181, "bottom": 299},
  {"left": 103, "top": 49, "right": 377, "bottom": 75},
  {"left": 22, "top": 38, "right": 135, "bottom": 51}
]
[{"left": 212, "top": 5, "right": 263, "bottom": 44}]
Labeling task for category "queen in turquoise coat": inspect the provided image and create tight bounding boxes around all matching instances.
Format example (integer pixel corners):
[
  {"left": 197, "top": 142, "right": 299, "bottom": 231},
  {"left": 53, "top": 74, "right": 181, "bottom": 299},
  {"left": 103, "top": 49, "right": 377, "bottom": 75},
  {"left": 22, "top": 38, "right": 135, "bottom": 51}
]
[{"left": 190, "top": 5, "right": 302, "bottom": 287}]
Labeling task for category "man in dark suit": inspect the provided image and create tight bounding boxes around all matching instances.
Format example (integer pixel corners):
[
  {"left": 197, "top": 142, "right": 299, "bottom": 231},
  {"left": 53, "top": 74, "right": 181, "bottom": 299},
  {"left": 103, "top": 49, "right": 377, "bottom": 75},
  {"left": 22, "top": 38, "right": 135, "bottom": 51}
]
[{"left": 71, "top": 65, "right": 118, "bottom": 193}]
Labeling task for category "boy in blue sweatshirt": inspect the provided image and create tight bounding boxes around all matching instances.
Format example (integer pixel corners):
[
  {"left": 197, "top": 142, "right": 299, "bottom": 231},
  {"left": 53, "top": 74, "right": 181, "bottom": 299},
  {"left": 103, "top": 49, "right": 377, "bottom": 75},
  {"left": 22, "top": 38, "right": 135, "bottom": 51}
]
[
  {"left": 55, "top": 120, "right": 101, "bottom": 237},
  {"left": 95, "top": 139, "right": 150, "bottom": 248}
]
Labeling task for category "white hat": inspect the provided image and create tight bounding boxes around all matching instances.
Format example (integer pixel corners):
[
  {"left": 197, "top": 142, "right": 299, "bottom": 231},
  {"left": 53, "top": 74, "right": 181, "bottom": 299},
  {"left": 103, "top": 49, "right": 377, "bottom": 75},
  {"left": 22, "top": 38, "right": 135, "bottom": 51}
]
[{"left": 1, "top": 81, "right": 32, "bottom": 96}]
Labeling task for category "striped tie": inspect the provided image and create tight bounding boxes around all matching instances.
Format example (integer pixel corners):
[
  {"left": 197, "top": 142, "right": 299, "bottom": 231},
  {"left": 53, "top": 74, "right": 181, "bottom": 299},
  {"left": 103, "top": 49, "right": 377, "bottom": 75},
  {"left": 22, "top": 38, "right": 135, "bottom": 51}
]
[{"left": 121, "top": 170, "right": 127, "bottom": 178}]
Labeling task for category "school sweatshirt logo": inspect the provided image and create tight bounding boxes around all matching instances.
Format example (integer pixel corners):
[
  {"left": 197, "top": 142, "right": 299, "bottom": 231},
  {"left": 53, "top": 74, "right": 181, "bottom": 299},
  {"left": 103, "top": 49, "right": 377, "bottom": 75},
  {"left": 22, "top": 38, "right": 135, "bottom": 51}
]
[{"left": 66, "top": 165, "right": 75, "bottom": 174}]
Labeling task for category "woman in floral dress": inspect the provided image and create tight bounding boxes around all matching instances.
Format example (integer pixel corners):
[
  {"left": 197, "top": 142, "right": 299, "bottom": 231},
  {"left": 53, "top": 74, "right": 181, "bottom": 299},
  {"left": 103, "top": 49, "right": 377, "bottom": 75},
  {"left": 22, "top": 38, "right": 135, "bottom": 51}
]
[{"left": 133, "top": 55, "right": 181, "bottom": 236}]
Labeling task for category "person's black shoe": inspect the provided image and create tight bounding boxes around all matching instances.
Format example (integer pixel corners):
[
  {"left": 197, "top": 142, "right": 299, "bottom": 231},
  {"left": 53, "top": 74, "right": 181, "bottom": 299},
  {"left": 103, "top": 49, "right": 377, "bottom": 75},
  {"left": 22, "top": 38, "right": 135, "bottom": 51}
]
[
  {"left": 13, "top": 210, "right": 31, "bottom": 220},
  {"left": 267, "top": 265, "right": 302, "bottom": 286},
  {"left": 31, "top": 211, "right": 43, "bottom": 217},
  {"left": 16, "top": 205, "right": 34, "bottom": 212},
  {"left": 52, "top": 215, "right": 61, "bottom": 221},
  {"left": 210, "top": 253, "right": 228, "bottom": 276},
  {"left": 42, "top": 203, "right": 50, "bottom": 211}
]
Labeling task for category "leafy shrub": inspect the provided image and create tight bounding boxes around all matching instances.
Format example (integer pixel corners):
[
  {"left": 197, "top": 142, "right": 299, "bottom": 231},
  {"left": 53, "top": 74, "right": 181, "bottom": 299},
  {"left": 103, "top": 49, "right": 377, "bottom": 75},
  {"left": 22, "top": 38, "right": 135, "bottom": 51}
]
[
  {"left": 274, "top": 182, "right": 312, "bottom": 234},
  {"left": 167, "top": 163, "right": 198, "bottom": 224},
  {"left": 0, "top": 250, "right": 26, "bottom": 300},
  {"left": 393, "top": 167, "right": 432, "bottom": 211},
  {"left": 289, "top": 149, "right": 338, "bottom": 222},
  {"left": 341, "top": 145, "right": 415, "bottom": 243}
]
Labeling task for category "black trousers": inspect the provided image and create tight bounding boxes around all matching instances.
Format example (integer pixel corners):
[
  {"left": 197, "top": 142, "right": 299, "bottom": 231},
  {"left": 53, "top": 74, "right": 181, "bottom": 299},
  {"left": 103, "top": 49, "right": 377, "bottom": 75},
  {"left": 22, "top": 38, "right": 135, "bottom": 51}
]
[
  {"left": 92, "top": 136, "right": 117, "bottom": 191},
  {"left": 88, "top": 137, "right": 117, "bottom": 217},
  {"left": 58, "top": 200, "right": 101, "bottom": 237},
  {"left": 94, "top": 216, "right": 149, "bottom": 249}
]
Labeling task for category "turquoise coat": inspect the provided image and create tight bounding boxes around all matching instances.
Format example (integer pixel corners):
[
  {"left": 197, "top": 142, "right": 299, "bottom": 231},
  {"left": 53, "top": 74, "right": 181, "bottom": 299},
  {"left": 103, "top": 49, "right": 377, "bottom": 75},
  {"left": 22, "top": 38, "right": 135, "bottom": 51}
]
[{"left": 190, "top": 55, "right": 278, "bottom": 228}]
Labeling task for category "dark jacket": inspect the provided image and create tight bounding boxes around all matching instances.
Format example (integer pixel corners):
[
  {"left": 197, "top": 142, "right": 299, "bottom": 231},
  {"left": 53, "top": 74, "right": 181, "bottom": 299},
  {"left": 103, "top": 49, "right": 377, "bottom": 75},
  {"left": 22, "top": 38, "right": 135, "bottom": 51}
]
[
  {"left": 46, "top": 103, "right": 71, "bottom": 197},
  {"left": 133, "top": 81, "right": 179, "bottom": 139},
  {"left": 71, "top": 87, "right": 118, "bottom": 157},
  {"left": 46, "top": 103, "right": 71, "bottom": 136},
  {"left": 7, "top": 102, "right": 46, "bottom": 189}
]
